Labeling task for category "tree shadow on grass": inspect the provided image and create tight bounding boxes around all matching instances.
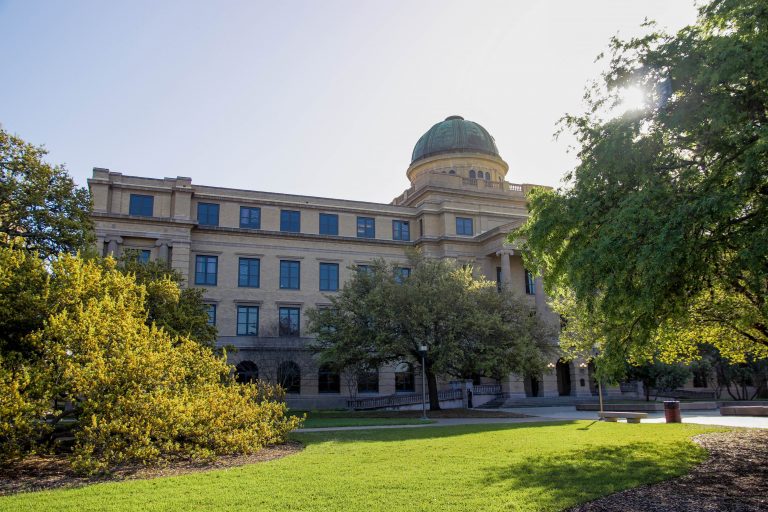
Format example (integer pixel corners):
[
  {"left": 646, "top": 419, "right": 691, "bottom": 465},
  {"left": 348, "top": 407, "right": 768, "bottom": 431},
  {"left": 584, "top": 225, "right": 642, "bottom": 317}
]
[{"left": 481, "top": 441, "right": 704, "bottom": 510}]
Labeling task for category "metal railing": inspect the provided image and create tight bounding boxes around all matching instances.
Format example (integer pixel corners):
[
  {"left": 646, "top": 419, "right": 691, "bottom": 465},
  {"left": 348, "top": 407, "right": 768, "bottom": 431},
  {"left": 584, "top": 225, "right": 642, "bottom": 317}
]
[
  {"left": 347, "top": 389, "right": 463, "bottom": 410},
  {"left": 473, "top": 384, "right": 502, "bottom": 395}
]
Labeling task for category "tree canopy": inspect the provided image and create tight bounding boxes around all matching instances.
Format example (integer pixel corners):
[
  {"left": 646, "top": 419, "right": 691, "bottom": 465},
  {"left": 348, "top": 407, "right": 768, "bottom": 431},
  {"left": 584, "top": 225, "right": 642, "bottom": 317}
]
[
  {"left": 515, "top": 0, "right": 768, "bottom": 371},
  {"left": 307, "top": 252, "right": 554, "bottom": 409},
  {"left": 0, "top": 128, "right": 93, "bottom": 258}
]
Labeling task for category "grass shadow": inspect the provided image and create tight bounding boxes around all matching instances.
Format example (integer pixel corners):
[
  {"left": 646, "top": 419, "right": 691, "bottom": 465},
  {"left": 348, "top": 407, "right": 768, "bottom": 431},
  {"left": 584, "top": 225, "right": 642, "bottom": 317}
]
[{"left": 481, "top": 440, "right": 705, "bottom": 509}]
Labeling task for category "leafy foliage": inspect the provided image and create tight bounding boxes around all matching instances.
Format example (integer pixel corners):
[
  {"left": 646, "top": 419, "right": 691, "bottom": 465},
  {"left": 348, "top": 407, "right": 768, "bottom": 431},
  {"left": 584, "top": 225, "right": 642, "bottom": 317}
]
[
  {"left": 626, "top": 360, "right": 691, "bottom": 401},
  {"left": 119, "top": 251, "right": 217, "bottom": 347},
  {"left": 0, "top": 247, "right": 300, "bottom": 472},
  {"left": 516, "top": 0, "right": 768, "bottom": 369},
  {"left": 307, "top": 252, "right": 554, "bottom": 409},
  {"left": 0, "top": 128, "right": 93, "bottom": 259}
]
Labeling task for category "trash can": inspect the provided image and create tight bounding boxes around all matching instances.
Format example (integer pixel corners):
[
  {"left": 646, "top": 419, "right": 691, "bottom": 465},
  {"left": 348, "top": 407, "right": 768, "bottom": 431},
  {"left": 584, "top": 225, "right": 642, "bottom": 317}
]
[{"left": 664, "top": 400, "right": 681, "bottom": 423}]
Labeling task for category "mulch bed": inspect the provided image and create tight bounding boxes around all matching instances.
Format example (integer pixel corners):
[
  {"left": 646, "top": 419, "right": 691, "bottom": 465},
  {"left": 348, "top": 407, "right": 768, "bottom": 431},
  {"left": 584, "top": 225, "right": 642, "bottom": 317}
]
[
  {"left": 0, "top": 441, "right": 303, "bottom": 496},
  {"left": 570, "top": 429, "right": 768, "bottom": 512}
]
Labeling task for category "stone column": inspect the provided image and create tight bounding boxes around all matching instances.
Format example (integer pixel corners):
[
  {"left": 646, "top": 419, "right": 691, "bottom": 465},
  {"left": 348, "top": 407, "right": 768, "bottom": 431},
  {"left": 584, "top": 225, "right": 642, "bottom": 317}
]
[
  {"left": 156, "top": 240, "right": 170, "bottom": 263},
  {"left": 496, "top": 250, "right": 513, "bottom": 287},
  {"left": 505, "top": 373, "right": 527, "bottom": 398},
  {"left": 540, "top": 363, "right": 560, "bottom": 397},
  {"left": 573, "top": 359, "right": 593, "bottom": 397},
  {"left": 105, "top": 236, "right": 122, "bottom": 257}
]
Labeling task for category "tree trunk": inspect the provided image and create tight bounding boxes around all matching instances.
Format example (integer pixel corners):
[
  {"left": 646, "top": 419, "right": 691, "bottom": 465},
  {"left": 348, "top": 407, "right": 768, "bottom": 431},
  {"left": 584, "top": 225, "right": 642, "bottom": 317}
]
[{"left": 427, "top": 367, "right": 440, "bottom": 410}]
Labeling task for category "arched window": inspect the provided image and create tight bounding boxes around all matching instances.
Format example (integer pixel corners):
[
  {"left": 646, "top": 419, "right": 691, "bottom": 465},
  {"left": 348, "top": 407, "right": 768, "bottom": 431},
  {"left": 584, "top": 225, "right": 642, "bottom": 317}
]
[
  {"left": 235, "top": 360, "right": 258, "bottom": 383},
  {"left": 469, "top": 170, "right": 476, "bottom": 179},
  {"left": 278, "top": 361, "right": 301, "bottom": 394},
  {"left": 395, "top": 362, "right": 415, "bottom": 393},
  {"left": 485, "top": 172, "right": 491, "bottom": 180},
  {"left": 357, "top": 366, "right": 379, "bottom": 394},
  {"left": 448, "top": 169, "right": 456, "bottom": 175},
  {"left": 318, "top": 364, "right": 340, "bottom": 394}
]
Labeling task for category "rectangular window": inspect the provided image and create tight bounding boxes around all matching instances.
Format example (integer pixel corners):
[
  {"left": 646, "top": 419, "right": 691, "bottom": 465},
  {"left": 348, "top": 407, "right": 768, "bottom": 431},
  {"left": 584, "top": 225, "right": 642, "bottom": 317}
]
[
  {"left": 194, "top": 255, "right": 218, "bottom": 285},
  {"left": 239, "top": 206, "right": 261, "bottom": 229},
  {"left": 395, "top": 267, "right": 411, "bottom": 283},
  {"left": 419, "top": 218, "right": 424, "bottom": 238},
  {"left": 319, "top": 213, "right": 339, "bottom": 235},
  {"left": 357, "top": 264, "right": 372, "bottom": 275},
  {"left": 456, "top": 217, "right": 474, "bottom": 236},
  {"left": 279, "top": 260, "right": 300, "bottom": 289},
  {"left": 278, "top": 307, "right": 300, "bottom": 337},
  {"left": 356, "top": 216, "right": 375, "bottom": 238},
  {"left": 197, "top": 202, "right": 220, "bottom": 226},
  {"left": 525, "top": 269, "right": 536, "bottom": 295},
  {"left": 238, "top": 258, "right": 260, "bottom": 288},
  {"left": 236, "top": 306, "right": 259, "bottom": 336},
  {"left": 205, "top": 304, "right": 216, "bottom": 326},
  {"left": 280, "top": 210, "right": 301, "bottom": 232},
  {"left": 319, "top": 262, "right": 339, "bottom": 291},
  {"left": 129, "top": 194, "right": 154, "bottom": 216},
  {"left": 392, "top": 220, "right": 410, "bottom": 241},
  {"left": 496, "top": 266, "right": 502, "bottom": 292},
  {"left": 139, "top": 250, "right": 151, "bottom": 264}
]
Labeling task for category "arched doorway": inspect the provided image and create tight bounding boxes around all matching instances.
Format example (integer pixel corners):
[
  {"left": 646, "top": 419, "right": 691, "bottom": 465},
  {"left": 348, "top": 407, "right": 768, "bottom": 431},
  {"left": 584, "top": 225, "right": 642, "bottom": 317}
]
[
  {"left": 556, "top": 360, "right": 572, "bottom": 396},
  {"left": 235, "top": 360, "right": 259, "bottom": 383}
]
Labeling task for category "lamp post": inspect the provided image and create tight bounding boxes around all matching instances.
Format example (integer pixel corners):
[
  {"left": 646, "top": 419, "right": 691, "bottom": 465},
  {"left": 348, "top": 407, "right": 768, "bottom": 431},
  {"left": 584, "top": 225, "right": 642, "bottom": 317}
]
[{"left": 419, "top": 344, "right": 428, "bottom": 420}]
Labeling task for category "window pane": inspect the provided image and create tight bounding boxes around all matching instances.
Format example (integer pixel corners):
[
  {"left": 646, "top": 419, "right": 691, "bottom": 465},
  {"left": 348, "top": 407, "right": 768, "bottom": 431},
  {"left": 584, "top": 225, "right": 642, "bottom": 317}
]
[
  {"left": 525, "top": 269, "right": 536, "bottom": 295},
  {"left": 456, "top": 217, "right": 473, "bottom": 236},
  {"left": 236, "top": 306, "right": 259, "bottom": 336},
  {"left": 357, "top": 367, "right": 379, "bottom": 394},
  {"left": 206, "top": 304, "right": 216, "bottom": 326},
  {"left": 319, "top": 263, "right": 339, "bottom": 291},
  {"left": 198, "top": 203, "right": 220, "bottom": 226},
  {"left": 139, "top": 250, "right": 151, "bottom": 263},
  {"left": 240, "top": 207, "right": 261, "bottom": 229},
  {"left": 280, "top": 260, "right": 300, "bottom": 289},
  {"left": 319, "top": 213, "right": 338, "bottom": 235},
  {"left": 195, "top": 255, "right": 217, "bottom": 285},
  {"left": 356, "top": 217, "right": 375, "bottom": 238},
  {"left": 238, "top": 258, "right": 260, "bottom": 287},
  {"left": 392, "top": 220, "right": 410, "bottom": 241},
  {"left": 280, "top": 210, "right": 301, "bottom": 232},
  {"left": 279, "top": 307, "right": 300, "bottom": 337},
  {"left": 395, "top": 363, "right": 415, "bottom": 392},
  {"left": 129, "top": 194, "right": 154, "bottom": 216}
]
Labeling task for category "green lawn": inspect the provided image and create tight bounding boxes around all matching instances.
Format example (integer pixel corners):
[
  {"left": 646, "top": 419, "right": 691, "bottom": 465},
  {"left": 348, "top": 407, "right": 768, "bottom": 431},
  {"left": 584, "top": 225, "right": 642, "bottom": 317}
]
[{"left": 0, "top": 421, "right": 718, "bottom": 512}]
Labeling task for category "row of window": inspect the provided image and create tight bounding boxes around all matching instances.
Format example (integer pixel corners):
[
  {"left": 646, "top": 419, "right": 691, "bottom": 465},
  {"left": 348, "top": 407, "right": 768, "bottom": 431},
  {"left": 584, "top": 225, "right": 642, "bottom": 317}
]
[
  {"left": 208, "top": 304, "right": 302, "bottom": 337},
  {"left": 196, "top": 256, "right": 411, "bottom": 289},
  {"left": 235, "top": 360, "right": 416, "bottom": 394},
  {"left": 129, "top": 194, "right": 476, "bottom": 238}
]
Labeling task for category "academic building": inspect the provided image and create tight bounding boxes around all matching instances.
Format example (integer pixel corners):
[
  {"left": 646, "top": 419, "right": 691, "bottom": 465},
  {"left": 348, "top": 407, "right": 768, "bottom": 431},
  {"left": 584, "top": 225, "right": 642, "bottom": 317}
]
[{"left": 89, "top": 116, "right": 628, "bottom": 409}]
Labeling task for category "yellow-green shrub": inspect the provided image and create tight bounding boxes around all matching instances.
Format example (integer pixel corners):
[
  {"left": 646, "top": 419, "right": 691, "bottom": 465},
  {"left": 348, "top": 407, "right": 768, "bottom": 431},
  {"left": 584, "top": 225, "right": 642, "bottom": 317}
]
[{"left": 3, "top": 250, "right": 301, "bottom": 473}]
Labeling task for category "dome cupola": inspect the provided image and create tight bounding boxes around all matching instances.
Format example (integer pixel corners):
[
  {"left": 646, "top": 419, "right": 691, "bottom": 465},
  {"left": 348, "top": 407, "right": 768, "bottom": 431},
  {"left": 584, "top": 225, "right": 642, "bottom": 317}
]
[{"left": 411, "top": 115, "right": 500, "bottom": 164}]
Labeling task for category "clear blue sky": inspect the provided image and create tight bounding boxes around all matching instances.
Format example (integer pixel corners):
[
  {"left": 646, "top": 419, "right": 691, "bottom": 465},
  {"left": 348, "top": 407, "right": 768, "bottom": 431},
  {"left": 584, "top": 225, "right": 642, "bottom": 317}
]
[{"left": 0, "top": 1, "right": 698, "bottom": 202}]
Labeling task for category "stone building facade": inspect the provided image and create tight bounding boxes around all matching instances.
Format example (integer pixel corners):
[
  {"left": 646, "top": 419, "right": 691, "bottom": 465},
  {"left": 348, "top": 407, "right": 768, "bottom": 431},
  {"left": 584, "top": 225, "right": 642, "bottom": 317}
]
[{"left": 89, "top": 116, "right": 615, "bottom": 409}]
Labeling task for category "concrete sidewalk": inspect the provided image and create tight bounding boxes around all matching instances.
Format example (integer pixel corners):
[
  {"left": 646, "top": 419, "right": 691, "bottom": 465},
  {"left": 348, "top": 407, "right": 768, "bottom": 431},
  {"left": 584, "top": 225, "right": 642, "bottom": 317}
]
[
  {"left": 296, "top": 406, "right": 768, "bottom": 432},
  {"left": 498, "top": 406, "right": 768, "bottom": 429}
]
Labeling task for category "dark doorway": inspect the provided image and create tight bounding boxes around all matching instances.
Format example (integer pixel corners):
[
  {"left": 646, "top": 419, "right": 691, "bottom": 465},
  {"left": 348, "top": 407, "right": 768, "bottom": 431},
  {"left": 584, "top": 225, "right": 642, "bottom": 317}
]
[
  {"left": 588, "top": 362, "right": 598, "bottom": 395},
  {"left": 525, "top": 375, "right": 541, "bottom": 397},
  {"left": 556, "top": 360, "right": 572, "bottom": 396}
]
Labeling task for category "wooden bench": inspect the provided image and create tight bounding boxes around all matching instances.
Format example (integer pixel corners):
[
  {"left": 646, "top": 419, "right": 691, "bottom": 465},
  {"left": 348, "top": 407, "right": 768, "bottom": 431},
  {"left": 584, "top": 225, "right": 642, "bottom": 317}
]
[{"left": 598, "top": 412, "right": 648, "bottom": 423}]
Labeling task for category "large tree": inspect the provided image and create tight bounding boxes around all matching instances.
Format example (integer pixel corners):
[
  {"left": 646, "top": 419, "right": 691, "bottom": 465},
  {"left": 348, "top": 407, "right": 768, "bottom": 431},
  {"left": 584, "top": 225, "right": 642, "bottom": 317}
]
[
  {"left": 515, "top": 0, "right": 768, "bottom": 369},
  {"left": 0, "top": 128, "right": 93, "bottom": 258},
  {"left": 307, "top": 253, "right": 554, "bottom": 409}
]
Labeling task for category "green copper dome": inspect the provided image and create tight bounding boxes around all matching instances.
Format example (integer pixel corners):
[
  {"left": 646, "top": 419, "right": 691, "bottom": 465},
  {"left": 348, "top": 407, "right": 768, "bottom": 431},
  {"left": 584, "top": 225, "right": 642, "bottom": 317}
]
[{"left": 411, "top": 116, "right": 500, "bottom": 164}]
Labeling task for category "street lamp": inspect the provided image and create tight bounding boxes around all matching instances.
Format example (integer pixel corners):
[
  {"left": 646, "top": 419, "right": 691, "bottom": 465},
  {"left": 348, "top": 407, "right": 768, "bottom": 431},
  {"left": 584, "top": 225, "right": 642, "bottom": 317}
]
[{"left": 418, "top": 344, "right": 428, "bottom": 420}]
